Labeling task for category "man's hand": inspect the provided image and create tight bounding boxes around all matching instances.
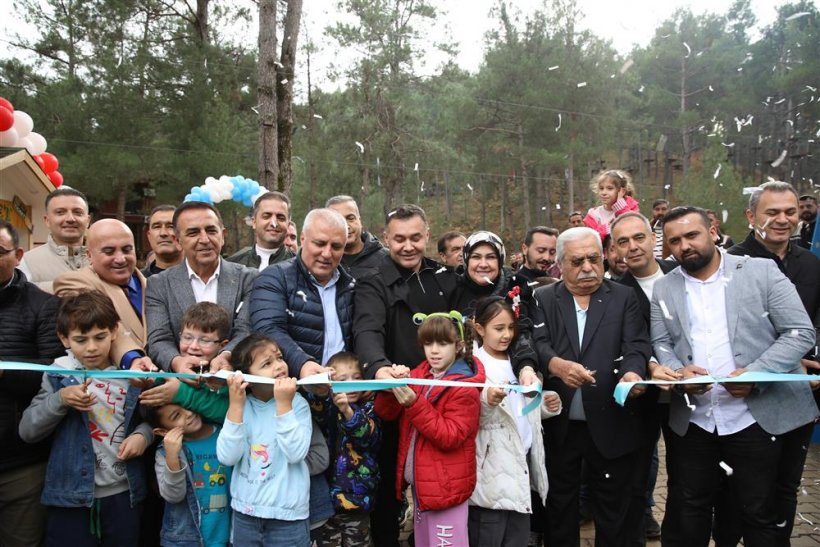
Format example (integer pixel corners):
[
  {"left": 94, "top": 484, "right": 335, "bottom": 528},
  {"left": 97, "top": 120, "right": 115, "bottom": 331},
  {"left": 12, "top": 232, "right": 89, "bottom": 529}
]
[
  {"left": 620, "top": 371, "right": 646, "bottom": 399},
  {"left": 722, "top": 368, "right": 754, "bottom": 398},
  {"left": 299, "top": 360, "right": 334, "bottom": 395},
  {"left": 60, "top": 379, "right": 96, "bottom": 411},
  {"left": 649, "top": 362, "right": 683, "bottom": 391},
  {"left": 118, "top": 433, "right": 148, "bottom": 460},
  {"left": 549, "top": 357, "right": 596, "bottom": 389},
  {"left": 171, "top": 355, "right": 205, "bottom": 386},
  {"left": 679, "top": 365, "right": 712, "bottom": 394},
  {"left": 209, "top": 352, "right": 233, "bottom": 374},
  {"left": 375, "top": 364, "right": 411, "bottom": 380},
  {"left": 391, "top": 386, "right": 417, "bottom": 407},
  {"left": 129, "top": 356, "right": 158, "bottom": 389},
  {"left": 801, "top": 358, "right": 820, "bottom": 391},
  {"left": 486, "top": 386, "right": 507, "bottom": 407},
  {"left": 139, "top": 378, "right": 181, "bottom": 407}
]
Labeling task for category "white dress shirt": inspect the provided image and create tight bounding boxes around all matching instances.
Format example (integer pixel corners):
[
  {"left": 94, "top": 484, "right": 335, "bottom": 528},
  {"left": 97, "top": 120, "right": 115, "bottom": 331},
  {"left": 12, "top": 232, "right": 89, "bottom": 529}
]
[
  {"left": 681, "top": 252, "right": 755, "bottom": 436},
  {"left": 186, "top": 258, "right": 221, "bottom": 304}
]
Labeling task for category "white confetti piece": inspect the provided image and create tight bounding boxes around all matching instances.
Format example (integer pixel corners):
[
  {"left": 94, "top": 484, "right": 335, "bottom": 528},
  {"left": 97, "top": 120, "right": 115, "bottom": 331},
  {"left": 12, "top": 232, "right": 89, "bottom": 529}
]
[
  {"left": 466, "top": 183, "right": 474, "bottom": 194},
  {"left": 313, "top": 114, "right": 323, "bottom": 119},
  {"left": 280, "top": 79, "right": 288, "bottom": 85},
  {"left": 605, "top": 473, "right": 610, "bottom": 479},
  {"left": 555, "top": 113, "right": 562, "bottom": 132},
  {"left": 638, "top": 85, "right": 645, "bottom": 93},
  {"left": 659, "top": 300, "right": 673, "bottom": 320},
  {"left": 285, "top": 309, "right": 295, "bottom": 317},
  {"left": 798, "top": 512, "right": 814, "bottom": 525},
  {"left": 786, "top": 12, "right": 810, "bottom": 21},
  {"left": 722, "top": 210, "right": 728, "bottom": 223},
  {"left": 577, "top": 82, "right": 587, "bottom": 88},
  {"left": 482, "top": 276, "right": 494, "bottom": 285},
  {"left": 435, "top": 266, "right": 447, "bottom": 274},
  {"left": 414, "top": 162, "right": 419, "bottom": 171},
  {"left": 613, "top": 369, "right": 619, "bottom": 374},
  {"left": 556, "top": 203, "right": 561, "bottom": 210},
  {"left": 684, "top": 393, "right": 696, "bottom": 411},
  {"left": 355, "top": 141, "right": 364, "bottom": 153},
  {"left": 420, "top": 181, "right": 425, "bottom": 192},
  {"left": 771, "top": 436, "right": 776, "bottom": 442},
  {"left": 297, "top": 290, "right": 307, "bottom": 302},
  {"left": 619, "top": 59, "right": 634, "bottom": 73},
  {"left": 776, "top": 521, "right": 788, "bottom": 528},
  {"left": 548, "top": 65, "right": 559, "bottom": 71},
  {"left": 709, "top": 85, "right": 714, "bottom": 92},
  {"left": 534, "top": 323, "right": 545, "bottom": 328},
  {"left": 714, "top": 164, "right": 722, "bottom": 179},
  {"left": 719, "top": 461, "right": 733, "bottom": 476},
  {"left": 802, "top": 488, "right": 808, "bottom": 496},
  {"left": 790, "top": 330, "right": 799, "bottom": 337},
  {"left": 683, "top": 42, "right": 691, "bottom": 58}
]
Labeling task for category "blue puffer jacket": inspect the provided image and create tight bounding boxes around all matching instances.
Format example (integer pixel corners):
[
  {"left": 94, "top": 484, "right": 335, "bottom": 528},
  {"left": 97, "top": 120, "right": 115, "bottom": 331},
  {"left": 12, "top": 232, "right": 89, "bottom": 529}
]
[{"left": 250, "top": 256, "right": 356, "bottom": 376}]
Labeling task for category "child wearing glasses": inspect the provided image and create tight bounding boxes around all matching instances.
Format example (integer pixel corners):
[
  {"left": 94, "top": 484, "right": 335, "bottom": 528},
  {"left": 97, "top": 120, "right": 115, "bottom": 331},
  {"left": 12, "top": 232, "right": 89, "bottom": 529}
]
[{"left": 584, "top": 169, "right": 640, "bottom": 239}]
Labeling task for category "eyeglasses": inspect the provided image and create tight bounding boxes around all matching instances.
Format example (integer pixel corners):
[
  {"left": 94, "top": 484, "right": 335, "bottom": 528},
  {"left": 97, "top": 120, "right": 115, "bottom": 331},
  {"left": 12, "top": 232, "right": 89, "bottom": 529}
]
[
  {"left": 567, "top": 254, "right": 602, "bottom": 267},
  {"left": 179, "top": 333, "right": 220, "bottom": 347},
  {"left": 0, "top": 246, "right": 17, "bottom": 257}
]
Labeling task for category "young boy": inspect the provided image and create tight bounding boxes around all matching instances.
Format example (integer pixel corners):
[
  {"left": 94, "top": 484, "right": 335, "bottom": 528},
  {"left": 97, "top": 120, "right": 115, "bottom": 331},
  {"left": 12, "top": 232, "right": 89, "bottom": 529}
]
[
  {"left": 139, "top": 302, "right": 230, "bottom": 410},
  {"left": 19, "top": 290, "right": 152, "bottom": 546},
  {"left": 308, "top": 351, "right": 380, "bottom": 547},
  {"left": 146, "top": 403, "right": 231, "bottom": 547}
]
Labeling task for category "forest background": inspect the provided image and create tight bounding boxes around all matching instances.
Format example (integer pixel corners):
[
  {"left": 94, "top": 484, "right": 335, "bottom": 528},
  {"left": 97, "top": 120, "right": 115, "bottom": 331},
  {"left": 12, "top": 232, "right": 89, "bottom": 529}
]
[{"left": 1, "top": 0, "right": 817, "bottom": 253}]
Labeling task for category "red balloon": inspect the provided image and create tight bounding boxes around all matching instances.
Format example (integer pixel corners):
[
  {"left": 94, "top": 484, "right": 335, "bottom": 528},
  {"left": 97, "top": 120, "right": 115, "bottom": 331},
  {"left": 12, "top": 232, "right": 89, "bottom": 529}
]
[
  {"left": 0, "top": 106, "right": 12, "bottom": 131},
  {"left": 40, "top": 152, "right": 59, "bottom": 173},
  {"left": 0, "top": 97, "right": 13, "bottom": 112},
  {"left": 33, "top": 154, "right": 46, "bottom": 171},
  {"left": 48, "top": 170, "right": 63, "bottom": 187}
]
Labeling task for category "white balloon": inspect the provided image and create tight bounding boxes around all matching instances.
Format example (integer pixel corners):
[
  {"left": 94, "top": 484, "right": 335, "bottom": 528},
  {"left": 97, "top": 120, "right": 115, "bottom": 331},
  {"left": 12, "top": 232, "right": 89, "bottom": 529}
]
[
  {"left": 26, "top": 132, "right": 47, "bottom": 155},
  {"left": 0, "top": 127, "right": 18, "bottom": 146},
  {"left": 16, "top": 136, "right": 32, "bottom": 152},
  {"left": 12, "top": 111, "right": 33, "bottom": 138}
]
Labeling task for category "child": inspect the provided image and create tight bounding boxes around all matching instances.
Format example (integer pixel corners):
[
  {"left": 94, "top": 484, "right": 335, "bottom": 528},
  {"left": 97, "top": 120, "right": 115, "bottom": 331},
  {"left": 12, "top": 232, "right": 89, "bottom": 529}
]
[
  {"left": 375, "top": 311, "right": 485, "bottom": 547},
  {"left": 467, "top": 296, "right": 562, "bottom": 547},
  {"left": 308, "top": 351, "right": 380, "bottom": 547},
  {"left": 139, "top": 302, "right": 230, "bottom": 410},
  {"left": 147, "top": 403, "right": 231, "bottom": 547},
  {"left": 584, "top": 169, "right": 640, "bottom": 238},
  {"left": 19, "top": 290, "right": 152, "bottom": 546},
  {"left": 216, "top": 333, "right": 312, "bottom": 546}
]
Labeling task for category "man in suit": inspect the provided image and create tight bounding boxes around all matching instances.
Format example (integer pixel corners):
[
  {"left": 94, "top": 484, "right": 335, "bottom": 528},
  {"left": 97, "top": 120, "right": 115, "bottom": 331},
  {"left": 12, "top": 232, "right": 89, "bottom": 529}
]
[
  {"left": 250, "top": 208, "right": 354, "bottom": 378},
  {"left": 530, "top": 226, "right": 651, "bottom": 546},
  {"left": 611, "top": 212, "right": 678, "bottom": 542},
  {"left": 650, "top": 206, "right": 817, "bottom": 547},
  {"left": 146, "top": 201, "right": 257, "bottom": 373},
  {"left": 54, "top": 219, "right": 154, "bottom": 371}
]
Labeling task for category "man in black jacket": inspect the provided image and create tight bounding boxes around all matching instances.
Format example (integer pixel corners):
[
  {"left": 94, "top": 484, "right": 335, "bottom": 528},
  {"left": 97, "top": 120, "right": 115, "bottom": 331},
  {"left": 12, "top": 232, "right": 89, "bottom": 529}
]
[
  {"left": 326, "top": 195, "right": 388, "bottom": 279},
  {"left": 530, "top": 226, "right": 651, "bottom": 547},
  {"left": 716, "top": 181, "right": 820, "bottom": 546},
  {"left": 611, "top": 212, "right": 678, "bottom": 542},
  {"left": 227, "top": 191, "right": 294, "bottom": 270},
  {"left": 0, "top": 220, "right": 65, "bottom": 546},
  {"left": 353, "top": 204, "right": 458, "bottom": 547}
]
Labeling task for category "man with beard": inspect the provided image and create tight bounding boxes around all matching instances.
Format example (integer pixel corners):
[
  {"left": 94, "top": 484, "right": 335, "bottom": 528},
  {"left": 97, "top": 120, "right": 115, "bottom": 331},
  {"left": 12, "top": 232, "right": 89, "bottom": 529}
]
[
  {"left": 517, "top": 226, "right": 561, "bottom": 281},
  {"left": 142, "top": 205, "right": 182, "bottom": 277},
  {"left": 326, "top": 195, "right": 388, "bottom": 278},
  {"left": 603, "top": 234, "right": 628, "bottom": 281},
  {"left": 227, "top": 191, "right": 294, "bottom": 270},
  {"left": 650, "top": 206, "right": 816, "bottom": 547},
  {"left": 798, "top": 194, "right": 817, "bottom": 250},
  {"left": 529, "top": 226, "right": 650, "bottom": 546},
  {"left": 20, "top": 187, "right": 91, "bottom": 292},
  {"left": 716, "top": 182, "right": 820, "bottom": 546},
  {"left": 650, "top": 199, "right": 669, "bottom": 258}
]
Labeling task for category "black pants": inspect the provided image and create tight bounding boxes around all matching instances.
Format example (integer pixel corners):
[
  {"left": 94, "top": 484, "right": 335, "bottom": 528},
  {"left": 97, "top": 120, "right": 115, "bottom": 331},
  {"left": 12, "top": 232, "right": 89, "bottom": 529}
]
[
  {"left": 46, "top": 490, "right": 143, "bottom": 547},
  {"left": 663, "top": 423, "right": 781, "bottom": 547},
  {"left": 545, "top": 421, "right": 639, "bottom": 547},
  {"left": 370, "top": 421, "right": 401, "bottom": 547},
  {"left": 712, "top": 421, "right": 814, "bottom": 547}
]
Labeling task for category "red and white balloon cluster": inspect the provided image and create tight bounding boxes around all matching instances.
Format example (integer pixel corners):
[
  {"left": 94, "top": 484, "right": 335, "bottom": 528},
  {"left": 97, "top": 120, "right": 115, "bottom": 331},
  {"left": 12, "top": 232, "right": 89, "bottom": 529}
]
[{"left": 0, "top": 96, "right": 63, "bottom": 187}]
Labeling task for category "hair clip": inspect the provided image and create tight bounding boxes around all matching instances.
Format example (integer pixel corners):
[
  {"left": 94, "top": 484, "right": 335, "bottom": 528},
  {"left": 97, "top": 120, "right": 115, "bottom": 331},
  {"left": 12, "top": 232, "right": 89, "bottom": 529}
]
[
  {"left": 506, "top": 285, "right": 522, "bottom": 318},
  {"left": 412, "top": 311, "right": 466, "bottom": 340}
]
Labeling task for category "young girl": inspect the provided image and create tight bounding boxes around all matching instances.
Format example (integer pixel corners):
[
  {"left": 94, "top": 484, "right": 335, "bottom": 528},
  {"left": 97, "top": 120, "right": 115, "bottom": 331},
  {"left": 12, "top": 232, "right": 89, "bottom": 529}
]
[
  {"left": 467, "top": 296, "right": 562, "bottom": 547},
  {"left": 375, "top": 311, "right": 485, "bottom": 547},
  {"left": 584, "top": 169, "right": 640, "bottom": 238},
  {"left": 216, "top": 333, "right": 312, "bottom": 546}
]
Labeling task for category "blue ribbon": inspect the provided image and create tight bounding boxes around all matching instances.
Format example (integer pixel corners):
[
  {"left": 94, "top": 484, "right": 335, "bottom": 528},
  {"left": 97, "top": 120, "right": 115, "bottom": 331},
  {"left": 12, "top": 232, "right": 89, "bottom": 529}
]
[
  {"left": 613, "top": 371, "right": 820, "bottom": 406},
  {"left": 0, "top": 362, "right": 546, "bottom": 416}
]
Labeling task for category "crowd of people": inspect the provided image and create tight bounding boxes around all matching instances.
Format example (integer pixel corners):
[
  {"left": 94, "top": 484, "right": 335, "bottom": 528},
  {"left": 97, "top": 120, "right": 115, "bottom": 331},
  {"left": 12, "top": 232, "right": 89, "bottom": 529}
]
[{"left": 0, "top": 169, "right": 818, "bottom": 547}]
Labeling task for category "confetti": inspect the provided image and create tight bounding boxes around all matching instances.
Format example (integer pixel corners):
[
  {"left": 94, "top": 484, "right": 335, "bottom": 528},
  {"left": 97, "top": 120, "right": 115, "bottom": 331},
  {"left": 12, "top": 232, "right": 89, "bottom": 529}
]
[
  {"left": 466, "top": 183, "right": 474, "bottom": 194},
  {"left": 785, "top": 12, "right": 810, "bottom": 21},
  {"left": 355, "top": 141, "right": 364, "bottom": 153},
  {"left": 604, "top": 473, "right": 610, "bottom": 479},
  {"left": 798, "top": 512, "right": 814, "bottom": 526},
  {"left": 771, "top": 436, "right": 776, "bottom": 442},
  {"left": 280, "top": 79, "right": 288, "bottom": 85},
  {"left": 638, "top": 85, "right": 645, "bottom": 93},
  {"left": 556, "top": 113, "right": 562, "bottom": 132},
  {"left": 556, "top": 204, "right": 561, "bottom": 210},
  {"left": 743, "top": 186, "right": 761, "bottom": 195},
  {"left": 577, "top": 82, "right": 587, "bottom": 88},
  {"left": 435, "top": 266, "right": 447, "bottom": 274},
  {"left": 761, "top": 311, "right": 769, "bottom": 318},
  {"left": 613, "top": 369, "right": 619, "bottom": 374},
  {"left": 659, "top": 300, "right": 673, "bottom": 320},
  {"left": 709, "top": 85, "right": 714, "bottom": 92},
  {"left": 683, "top": 42, "right": 691, "bottom": 58},
  {"left": 776, "top": 521, "right": 788, "bottom": 528},
  {"left": 534, "top": 323, "right": 545, "bottom": 328},
  {"left": 548, "top": 65, "right": 559, "bottom": 71},
  {"left": 714, "top": 164, "right": 722, "bottom": 179},
  {"left": 619, "top": 59, "right": 634, "bottom": 73},
  {"left": 296, "top": 290, "right": 307, "bottom": 302},
  {"left": 414, "top": 162, "right": 419, "bottom": 172},
  {"left": 722, "top": 210, "right": 728, "bottom": 223},
  {"left": 285, "top": 309, "right": 295, "bottom": 317},
  {"left": 719, "top": 461, "right": 733, "bottom": 476},
  {"left": 420, "top": 181, "right": 424, "bottom": 192},
  {"left": 684, "top": 393, "right": 696, "bottom": 411},
  {"left": 541, "top": 206, "right": 547, "bottom": 210},
  {"left": 313, "top": 114, "right": 323, "bottom": 119}
]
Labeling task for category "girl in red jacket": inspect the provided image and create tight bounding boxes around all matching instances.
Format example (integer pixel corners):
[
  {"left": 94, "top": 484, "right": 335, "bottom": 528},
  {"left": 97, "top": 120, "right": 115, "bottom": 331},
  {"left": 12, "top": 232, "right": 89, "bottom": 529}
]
[
  {"left": 375, "top": 311, "right": 485, "bottom": 547},
  {"left": 583, "top": 169, "right": 640, "bottom": 239}
]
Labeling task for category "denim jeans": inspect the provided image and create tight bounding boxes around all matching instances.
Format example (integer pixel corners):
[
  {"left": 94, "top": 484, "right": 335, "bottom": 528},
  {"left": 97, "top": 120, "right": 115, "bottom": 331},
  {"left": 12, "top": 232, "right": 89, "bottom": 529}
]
[{"left": 232, "top": 511, "right": 310, "bottom": 547}]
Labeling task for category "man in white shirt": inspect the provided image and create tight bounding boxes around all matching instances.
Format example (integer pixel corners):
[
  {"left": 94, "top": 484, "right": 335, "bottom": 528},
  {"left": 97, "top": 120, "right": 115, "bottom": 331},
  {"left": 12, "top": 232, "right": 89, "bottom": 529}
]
[
  {"left": 146, "top": 201, "right": 257, "bottom": 373},
  {"left": 650, "top": 206, "right": 816, "bottom": 547},
  {"left": 226, "top": 191, "right": 294, "bottom": 270}
]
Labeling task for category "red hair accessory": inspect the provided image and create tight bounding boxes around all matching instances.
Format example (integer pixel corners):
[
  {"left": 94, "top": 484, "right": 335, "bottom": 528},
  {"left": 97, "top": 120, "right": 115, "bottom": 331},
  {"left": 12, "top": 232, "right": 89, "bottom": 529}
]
[{"left": 507, "top": 285, "right": 521, "bottom": 318}]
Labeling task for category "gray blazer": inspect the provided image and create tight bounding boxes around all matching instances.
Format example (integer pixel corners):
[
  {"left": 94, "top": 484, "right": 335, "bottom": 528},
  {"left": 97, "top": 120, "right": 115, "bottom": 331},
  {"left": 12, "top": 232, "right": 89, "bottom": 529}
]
[
  {"left": 146, "top": 259, "right": 258, "bottom": 370},
  {"left": 650, "top": 253, "right": 817, "bottom": 436}
]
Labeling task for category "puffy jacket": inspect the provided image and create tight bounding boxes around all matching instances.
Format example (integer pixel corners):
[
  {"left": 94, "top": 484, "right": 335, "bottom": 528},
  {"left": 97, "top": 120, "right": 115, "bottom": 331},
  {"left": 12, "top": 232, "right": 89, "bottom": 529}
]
[
  {"left": 583, "top": 196, "right": 641, "bottom": 239},
  {"left": 0, "top": 269, "right": 65, "bottom": 473},
  {"left": 339, "top": 231, "right": 389, "bottom": 279},
  {"left": 375, "top": 357, "right": 485, "bottom": 511},
  {"left": 250, "top": 256, "right": 355, "bottom": 376}
]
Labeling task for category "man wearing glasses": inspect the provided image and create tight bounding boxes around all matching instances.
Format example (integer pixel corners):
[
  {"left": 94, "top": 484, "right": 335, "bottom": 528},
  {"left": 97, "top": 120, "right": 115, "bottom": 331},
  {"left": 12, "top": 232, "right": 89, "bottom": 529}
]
[{"left": 529, "top": 226, "right": 651, "bottom": 546}]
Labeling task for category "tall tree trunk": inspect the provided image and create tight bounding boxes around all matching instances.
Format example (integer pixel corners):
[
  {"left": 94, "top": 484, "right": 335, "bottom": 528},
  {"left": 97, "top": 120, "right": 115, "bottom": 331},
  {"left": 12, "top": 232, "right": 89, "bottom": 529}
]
[
  {"left": 305, "top": 36, "right": 318, "bottom": 208},
  {"left": 680, "top": 54, "right": 690, "bottom": 173},
  {"left": 116, "top": 180, "right": 127, "bottom": 221},
  {"left": 277, "top": 0, "right": 302, "bottom": 195},
  {"left": 517, "top": 121, "right": 531, "bottom": 231},
  {"left": 257, "top": 0, "right": 278, "bottom": 189},
  {"left": 195, "top": 0, "right": 209, "bottom": 45}
]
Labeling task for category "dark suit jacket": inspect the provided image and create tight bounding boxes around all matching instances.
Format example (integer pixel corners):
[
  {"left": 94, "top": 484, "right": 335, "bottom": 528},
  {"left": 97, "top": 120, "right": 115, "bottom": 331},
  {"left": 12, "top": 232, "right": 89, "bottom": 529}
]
[
  {"left": 145, "top": 259, "right": 258, "bottom": 370},
  {"left": 530, "top": 279, "right": 651, "bottom": 459},
  {"left": 616, "top": 260, "right": 678, "bottom": 326}
]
